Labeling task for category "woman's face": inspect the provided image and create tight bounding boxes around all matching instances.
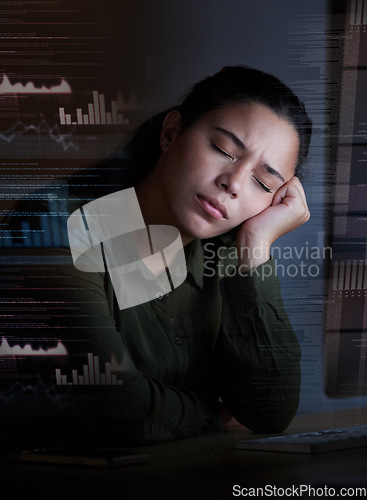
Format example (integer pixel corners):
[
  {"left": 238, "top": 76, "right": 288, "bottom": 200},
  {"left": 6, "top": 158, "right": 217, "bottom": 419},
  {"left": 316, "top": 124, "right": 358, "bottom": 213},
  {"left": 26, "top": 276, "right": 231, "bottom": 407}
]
[{"left": 138, "top": 102, "right": 300, "bottom": 245}]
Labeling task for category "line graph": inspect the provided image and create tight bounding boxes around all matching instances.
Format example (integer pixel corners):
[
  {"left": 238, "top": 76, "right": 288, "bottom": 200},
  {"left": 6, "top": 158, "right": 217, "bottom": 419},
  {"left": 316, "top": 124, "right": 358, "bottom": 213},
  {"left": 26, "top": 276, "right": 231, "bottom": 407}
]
[
  {"left": 0, "top": 119, "right": 79, "bottom": 152},
  {"left": 0, "top": 338, "right": 67, "bottom": 356},
  {"left": 0, "top": 75, "right": 72, "bottom": 94},
  {"left": 0, "top": 380, "right": 72, "bottom": 408}
]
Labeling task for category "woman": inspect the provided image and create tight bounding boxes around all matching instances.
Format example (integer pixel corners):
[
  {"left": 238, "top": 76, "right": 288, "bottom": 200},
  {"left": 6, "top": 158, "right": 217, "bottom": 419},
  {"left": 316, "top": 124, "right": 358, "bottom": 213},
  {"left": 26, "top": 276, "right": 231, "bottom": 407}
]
[{"left": 3, "top": 66, "right": 312, "bottom": 444}]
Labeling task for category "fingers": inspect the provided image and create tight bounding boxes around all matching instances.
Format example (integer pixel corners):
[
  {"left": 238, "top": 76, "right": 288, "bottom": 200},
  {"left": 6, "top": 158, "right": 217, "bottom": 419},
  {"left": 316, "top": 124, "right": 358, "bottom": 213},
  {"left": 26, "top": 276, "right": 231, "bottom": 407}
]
[
  {"left": 272, "top": 177, "right": 310, "bottom": 223},
  {"left": 291, "top": 176, "right": 308, "bottom": 206},
  {"left": 272, "top": 177, "right": 306, "bottom": 206}
]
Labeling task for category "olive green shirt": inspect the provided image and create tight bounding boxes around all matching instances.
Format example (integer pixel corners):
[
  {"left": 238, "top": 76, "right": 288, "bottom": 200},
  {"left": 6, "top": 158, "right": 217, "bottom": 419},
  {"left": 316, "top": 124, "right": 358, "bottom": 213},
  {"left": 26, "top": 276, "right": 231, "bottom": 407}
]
[
  {"left": 37, "top": 237, "right": 301, "bottom": 444},
  {"left": 2, "top": 200, "right": 301, "bottom": 445}
]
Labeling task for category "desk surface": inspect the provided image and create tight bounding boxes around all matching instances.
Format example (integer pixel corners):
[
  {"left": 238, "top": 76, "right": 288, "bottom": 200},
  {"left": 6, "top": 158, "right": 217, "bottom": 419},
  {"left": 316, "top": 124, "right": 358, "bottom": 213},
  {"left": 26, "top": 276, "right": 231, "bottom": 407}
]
[{"left": 2, "top": 407, "right": 367, "bottom": 500}]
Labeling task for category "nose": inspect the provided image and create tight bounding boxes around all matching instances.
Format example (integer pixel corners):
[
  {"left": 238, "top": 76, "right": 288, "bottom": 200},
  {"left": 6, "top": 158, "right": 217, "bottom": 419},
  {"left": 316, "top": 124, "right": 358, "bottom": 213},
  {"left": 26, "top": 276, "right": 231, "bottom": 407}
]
[
  {"left": 221, "top": 185, "right": 238, "bottom": 199},
  {"left": 216, "top": 163, "right": 248, "bottom": 199}
]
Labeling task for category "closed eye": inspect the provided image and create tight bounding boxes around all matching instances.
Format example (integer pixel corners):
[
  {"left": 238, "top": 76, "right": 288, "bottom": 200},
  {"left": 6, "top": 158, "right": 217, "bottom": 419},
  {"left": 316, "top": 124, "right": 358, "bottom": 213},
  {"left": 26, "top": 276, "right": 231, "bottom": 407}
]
[
  {"left": 210, "top": 141, "right": 235, "bottom": 161},
  {"left": 252, "top": 176, "right": 272, "bottom": 193}
]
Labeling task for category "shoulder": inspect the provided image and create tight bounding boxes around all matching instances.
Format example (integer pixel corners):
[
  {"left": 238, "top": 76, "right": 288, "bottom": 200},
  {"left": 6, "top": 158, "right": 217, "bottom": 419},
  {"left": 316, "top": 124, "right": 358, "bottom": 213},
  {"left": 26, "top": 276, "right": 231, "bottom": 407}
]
[{"left": 202, "top": 231, "right": 237, "bottom": 261}]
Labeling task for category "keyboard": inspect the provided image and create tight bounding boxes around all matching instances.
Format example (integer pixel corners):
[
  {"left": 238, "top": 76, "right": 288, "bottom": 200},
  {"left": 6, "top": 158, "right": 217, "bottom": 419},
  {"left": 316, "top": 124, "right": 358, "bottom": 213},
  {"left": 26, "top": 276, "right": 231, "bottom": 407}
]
[{"left": 236, "top": 424, "right": 367, "bottom": 454}]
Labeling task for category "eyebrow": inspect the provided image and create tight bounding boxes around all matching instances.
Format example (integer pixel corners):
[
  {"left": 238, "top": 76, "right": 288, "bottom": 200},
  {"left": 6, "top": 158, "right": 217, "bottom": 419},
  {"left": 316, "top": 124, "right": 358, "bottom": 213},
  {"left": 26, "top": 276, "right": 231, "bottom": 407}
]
[
  {"left": 214, "top": 126, "right": 245, "bottom": 150},
  {"left": 213, "top": 126, "right": 285, "bottom": 183},
  {"left": 263, "top": 164, "right": 285, "bottom": 183}
]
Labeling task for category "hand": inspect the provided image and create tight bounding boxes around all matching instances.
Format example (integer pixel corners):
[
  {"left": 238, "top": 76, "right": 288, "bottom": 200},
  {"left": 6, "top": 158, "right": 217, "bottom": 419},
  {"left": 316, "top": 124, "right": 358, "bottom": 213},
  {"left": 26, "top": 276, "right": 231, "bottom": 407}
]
[
  {"left": 237, "top": 176, "right": 310, "bottom": 271},
  {"left": 219, "top": 407, "right": 244, "bottom": 429}
]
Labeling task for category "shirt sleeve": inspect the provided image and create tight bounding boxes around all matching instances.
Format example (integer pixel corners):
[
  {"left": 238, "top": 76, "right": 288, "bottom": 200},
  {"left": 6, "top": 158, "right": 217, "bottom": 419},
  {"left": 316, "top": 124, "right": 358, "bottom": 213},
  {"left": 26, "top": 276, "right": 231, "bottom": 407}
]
[{"left": 216, "top": 258, "right": 302, "bottom": 433}]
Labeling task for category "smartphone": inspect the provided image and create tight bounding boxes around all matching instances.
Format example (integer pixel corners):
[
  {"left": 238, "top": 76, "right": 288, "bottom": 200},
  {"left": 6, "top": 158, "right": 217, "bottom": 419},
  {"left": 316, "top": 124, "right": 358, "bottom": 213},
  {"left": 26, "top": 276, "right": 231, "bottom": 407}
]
[{"left": 18, "top": 447, "right": 150, "bottom": 467}]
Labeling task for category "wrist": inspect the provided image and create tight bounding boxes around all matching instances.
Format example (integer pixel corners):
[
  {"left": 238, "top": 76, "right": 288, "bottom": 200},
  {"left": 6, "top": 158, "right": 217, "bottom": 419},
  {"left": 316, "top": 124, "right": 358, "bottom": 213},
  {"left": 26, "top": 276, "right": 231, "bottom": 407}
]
[{"left": 237, "top": 238, "right": 271, "bottom": 272}]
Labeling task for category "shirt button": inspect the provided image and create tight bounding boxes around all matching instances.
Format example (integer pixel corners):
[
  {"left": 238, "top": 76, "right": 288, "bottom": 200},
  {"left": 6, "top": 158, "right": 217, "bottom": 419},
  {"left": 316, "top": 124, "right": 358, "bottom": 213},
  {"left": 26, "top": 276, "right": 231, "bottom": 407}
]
[
  {"left": 156, "top": 292, "right": 163, "bottom": 300},
  {"left": 174, "top": 337, "right": 182, "bottom": 345}
]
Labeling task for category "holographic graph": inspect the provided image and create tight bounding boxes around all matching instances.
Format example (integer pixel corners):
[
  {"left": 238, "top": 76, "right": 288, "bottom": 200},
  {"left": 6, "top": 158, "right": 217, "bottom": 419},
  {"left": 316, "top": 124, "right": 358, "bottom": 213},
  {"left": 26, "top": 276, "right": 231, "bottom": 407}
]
[
  {"left": 0, "top": 119, "right": 78, "bottom": 152},
  {"left": 332, "top": 261, "right": 367, "bottom": 292},
  {"left": 55, "top": 353, "right": 123, "bottom": 386},
  {"left": 59, "top": 90, "right": 130, "bottom": 126},
  {"left": 349, "top": 0, "right": 367, "bottom": 25},
  {"left": 0, "top": 75, "right": 72, "bottom": 94},
  {"left": 0, "top": 380, "right": 72, "bottom": 408},
  {"left": 144, "top": 420, "right": 172, "bottom": 441},
  {"left": 0, "top": 338, "right": 67, "bottom": 356}
]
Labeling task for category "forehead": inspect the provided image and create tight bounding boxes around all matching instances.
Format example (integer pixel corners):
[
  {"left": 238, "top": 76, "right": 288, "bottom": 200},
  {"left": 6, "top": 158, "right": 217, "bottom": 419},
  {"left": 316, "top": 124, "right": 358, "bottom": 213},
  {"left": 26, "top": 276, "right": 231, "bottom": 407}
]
[{"left": 198, "top": 102, "right": 296, "bottom": 135}]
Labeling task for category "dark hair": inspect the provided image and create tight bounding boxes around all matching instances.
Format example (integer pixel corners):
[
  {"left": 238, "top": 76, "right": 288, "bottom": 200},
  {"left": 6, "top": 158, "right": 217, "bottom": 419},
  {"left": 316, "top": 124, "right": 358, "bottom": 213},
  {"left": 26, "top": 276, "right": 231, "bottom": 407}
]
[{"left": 121, "top": 65, "right": 312, "bottom": 186}]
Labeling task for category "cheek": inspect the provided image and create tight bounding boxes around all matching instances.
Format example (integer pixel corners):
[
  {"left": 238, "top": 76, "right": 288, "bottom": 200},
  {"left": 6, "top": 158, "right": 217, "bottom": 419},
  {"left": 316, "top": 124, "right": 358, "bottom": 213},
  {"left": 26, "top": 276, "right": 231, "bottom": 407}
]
[
  {"left": 235, "top": 196, "right": 272, "bottom": 224},
  {"left": 166, "top": 144, "right": 203, "bottom": 184}
]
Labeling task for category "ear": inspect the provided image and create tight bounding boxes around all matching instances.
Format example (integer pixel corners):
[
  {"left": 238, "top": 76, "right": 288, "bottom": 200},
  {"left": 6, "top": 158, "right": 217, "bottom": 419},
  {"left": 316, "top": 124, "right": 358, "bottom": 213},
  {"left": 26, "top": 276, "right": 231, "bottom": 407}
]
[{"left": 160, "top": 110, "right": 182, "bottom": 150}]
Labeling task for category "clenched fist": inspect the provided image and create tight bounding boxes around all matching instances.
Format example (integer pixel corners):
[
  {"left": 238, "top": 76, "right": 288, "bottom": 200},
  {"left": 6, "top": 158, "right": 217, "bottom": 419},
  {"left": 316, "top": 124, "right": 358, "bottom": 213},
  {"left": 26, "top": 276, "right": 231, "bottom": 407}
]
[{"left": 237, "top": 177, "right": 310, "bottom": 271}]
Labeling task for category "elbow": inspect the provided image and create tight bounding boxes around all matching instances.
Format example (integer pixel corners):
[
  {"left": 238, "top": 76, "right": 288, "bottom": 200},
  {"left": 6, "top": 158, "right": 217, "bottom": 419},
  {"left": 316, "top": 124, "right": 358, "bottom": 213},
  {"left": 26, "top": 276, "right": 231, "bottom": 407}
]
[
  {"left": 242, "top": 411, "right": 296, "bottom": 434},
  {"left": 225, "top": 386, "right": 300, "bottom": 434}
]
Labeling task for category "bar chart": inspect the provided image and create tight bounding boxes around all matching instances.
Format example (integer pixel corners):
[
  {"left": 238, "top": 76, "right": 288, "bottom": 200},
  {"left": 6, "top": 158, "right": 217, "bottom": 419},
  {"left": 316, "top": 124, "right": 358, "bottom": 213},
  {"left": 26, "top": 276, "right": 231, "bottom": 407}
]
[
  {"left": 59, "top": 91, "right": 130, "bottom": 126},
  {"left": 55, "top": 353, "right": 123, "bottom": 386},
  {"left": 332, "top": 261, "right": 367, "bottom": 291},
  {"left": 144, "top": 420, "right": 172, "bottom": 441}
]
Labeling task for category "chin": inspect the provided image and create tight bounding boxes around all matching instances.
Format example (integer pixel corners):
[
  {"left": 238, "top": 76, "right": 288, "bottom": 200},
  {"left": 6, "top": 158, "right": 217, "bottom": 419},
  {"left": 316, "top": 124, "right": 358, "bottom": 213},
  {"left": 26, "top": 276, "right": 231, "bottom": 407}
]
[
  {"left": 175, "top": 211, "right": 232, "bottom": 241},
  {"left": 185, "top": 224, "right": 231, "bottom": 242}
]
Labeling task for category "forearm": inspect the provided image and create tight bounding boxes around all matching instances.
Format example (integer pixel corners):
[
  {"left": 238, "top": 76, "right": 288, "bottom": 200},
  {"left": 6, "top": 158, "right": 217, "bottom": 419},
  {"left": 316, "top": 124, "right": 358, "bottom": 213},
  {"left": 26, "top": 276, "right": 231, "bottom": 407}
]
[{"left": 217, "top": 260, "right": 301, "bottom": 433}]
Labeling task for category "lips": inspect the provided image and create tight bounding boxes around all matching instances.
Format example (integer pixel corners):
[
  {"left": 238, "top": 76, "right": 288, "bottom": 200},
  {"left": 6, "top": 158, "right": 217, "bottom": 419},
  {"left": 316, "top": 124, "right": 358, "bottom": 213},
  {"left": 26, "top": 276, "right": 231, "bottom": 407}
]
[{"left": 195, "top": 194, "right": 228, "bottom": 220}]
